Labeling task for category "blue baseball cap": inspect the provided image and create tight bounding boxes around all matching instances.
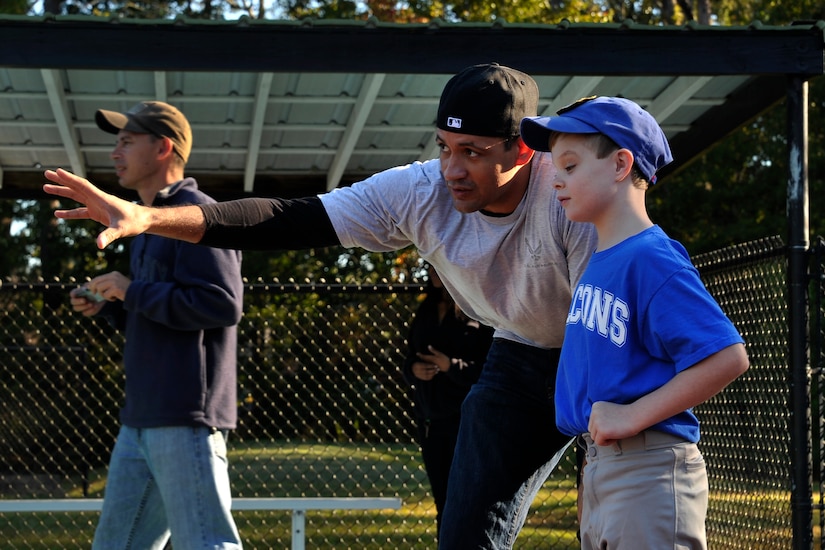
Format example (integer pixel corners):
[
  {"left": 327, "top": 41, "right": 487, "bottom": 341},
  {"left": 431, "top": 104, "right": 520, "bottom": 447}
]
[{"left": 520, "top": 96, "right": 673, "bottom": 184}]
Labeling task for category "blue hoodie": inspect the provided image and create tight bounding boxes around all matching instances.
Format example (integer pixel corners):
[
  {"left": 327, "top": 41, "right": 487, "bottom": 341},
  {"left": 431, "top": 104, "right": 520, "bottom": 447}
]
[{"left": 101, "top": 178, "right": 244, "bottom": 430}]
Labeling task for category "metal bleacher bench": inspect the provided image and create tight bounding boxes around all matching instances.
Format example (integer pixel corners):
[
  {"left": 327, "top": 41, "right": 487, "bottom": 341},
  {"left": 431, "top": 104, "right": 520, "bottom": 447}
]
[{"left": 0, "top": 496, "right": 402, "bottom": 550}]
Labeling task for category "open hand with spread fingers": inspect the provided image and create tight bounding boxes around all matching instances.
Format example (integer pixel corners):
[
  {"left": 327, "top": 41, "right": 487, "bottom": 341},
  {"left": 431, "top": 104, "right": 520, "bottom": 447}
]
[{"left": 43, "top": 168, "right": 152, "bottom": 249}]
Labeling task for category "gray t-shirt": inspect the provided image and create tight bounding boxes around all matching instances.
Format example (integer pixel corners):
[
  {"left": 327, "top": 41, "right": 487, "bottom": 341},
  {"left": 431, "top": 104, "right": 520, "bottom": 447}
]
[{"left": 320, "top": 153, "right": 597, "bottom": 349}]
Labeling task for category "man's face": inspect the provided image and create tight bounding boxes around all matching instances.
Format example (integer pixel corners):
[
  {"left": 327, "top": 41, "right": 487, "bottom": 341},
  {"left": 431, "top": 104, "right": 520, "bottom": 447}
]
[
  {"left": 110, "top": 130, "right": 164, "bottom": 191},
  {"left": 436, "top": 129, "right": 529, "bottom": 215}
]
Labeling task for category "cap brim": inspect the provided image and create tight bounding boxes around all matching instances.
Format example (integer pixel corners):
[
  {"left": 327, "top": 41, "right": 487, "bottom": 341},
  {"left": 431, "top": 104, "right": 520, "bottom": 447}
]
[
  {"left": 520, "top": 115, "right": 602, "bottom": 152},
  {"left": 95, "top": 109, "right": 129, "bottom": 135},
  {"left": 520, "top": 116, "right": 554, "bottom": 151}
]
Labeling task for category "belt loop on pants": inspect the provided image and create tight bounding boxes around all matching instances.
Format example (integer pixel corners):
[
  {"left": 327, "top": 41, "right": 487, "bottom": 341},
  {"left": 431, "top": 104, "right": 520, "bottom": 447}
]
[{"left": 580, "top": 430, "right": 688, "bottom": 459}]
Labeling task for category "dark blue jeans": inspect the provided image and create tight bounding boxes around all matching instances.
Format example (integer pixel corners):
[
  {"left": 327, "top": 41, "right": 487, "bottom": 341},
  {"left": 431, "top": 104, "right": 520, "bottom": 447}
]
[{"left": 438, "top": 339, "right": 571, "bottom": 549}]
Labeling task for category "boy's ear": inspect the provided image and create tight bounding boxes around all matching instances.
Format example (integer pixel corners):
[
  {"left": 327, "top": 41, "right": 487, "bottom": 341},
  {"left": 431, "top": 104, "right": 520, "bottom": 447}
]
[
  {"left": 515, "top": 137, "right": 536, "bottom": 166},
  {"left": 615, "top": 149, "right": 635, "bottom": 181}
]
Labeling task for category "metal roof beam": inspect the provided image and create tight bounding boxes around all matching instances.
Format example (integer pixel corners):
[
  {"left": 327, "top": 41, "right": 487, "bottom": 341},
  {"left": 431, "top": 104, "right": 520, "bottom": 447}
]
[
  {"left": 2, "top": 20, "right": 821, "bottom": 77},
  {"left": 540, "top": 76, "right": 606, "bottom": 116},
  {"left": 647, "top": 76, "right": 714, "bottom": 124},
  {"left": 326, "top": 73, "right": 384, "bottom": 191},
  {"left": 41, "top": 68, "right": 85, "bottom": 178},
  {"left": 244, "top": 72, "right": 274, "bottom": 193},
  {"left": 154, "top": 71, "right": 168, "bottom": 101}
]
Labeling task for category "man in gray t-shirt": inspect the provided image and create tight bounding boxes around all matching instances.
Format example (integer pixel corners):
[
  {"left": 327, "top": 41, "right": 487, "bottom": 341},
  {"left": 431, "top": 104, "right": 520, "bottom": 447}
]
[{"left": 45, "top": 63, "right": 597, "bottom": 549}]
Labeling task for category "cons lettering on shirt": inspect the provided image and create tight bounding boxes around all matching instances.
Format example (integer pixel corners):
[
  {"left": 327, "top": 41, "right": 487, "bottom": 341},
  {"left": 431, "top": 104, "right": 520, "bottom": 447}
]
[{"left": 566, "top": 283, "right": 629, "bottom": 347}]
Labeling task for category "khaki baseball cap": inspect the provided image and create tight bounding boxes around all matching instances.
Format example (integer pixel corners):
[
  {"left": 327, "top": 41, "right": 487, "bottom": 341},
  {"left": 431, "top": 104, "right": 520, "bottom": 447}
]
[{"left": 95, "top": 101, "right": 192, "bottom": 163}]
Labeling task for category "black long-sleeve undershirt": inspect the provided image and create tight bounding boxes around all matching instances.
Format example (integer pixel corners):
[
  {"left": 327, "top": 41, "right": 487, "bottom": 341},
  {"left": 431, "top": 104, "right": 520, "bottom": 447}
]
[{"left": 198, "top": 196, "right": 340, "bottom": 251}]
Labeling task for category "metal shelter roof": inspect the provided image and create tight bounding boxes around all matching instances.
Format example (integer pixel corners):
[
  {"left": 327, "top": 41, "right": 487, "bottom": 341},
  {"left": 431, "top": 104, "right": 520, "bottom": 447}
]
[{"left": 0, "top": 15, "right": 822, "bottom": 201}]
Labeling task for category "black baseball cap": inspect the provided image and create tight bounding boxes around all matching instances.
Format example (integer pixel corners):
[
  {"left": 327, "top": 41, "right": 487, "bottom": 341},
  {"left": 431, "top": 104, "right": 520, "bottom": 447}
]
[
  {"left": 437, "top": 63, "right": 539, "bottom": 138},
  {"left": 95, "top": 101, "right": 192, "bottom": 163}
]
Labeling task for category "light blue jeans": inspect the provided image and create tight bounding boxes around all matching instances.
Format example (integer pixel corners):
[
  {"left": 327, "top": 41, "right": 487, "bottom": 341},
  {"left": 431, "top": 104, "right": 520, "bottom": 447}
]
[{"left": 92, "top": 425, "right": 242, "bottom": 550}]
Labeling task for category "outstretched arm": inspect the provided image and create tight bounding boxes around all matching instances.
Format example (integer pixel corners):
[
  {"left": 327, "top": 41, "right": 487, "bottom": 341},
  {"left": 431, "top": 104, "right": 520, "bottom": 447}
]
[{"left": 44, "top": 168, "right": 209, "bottom": 249}]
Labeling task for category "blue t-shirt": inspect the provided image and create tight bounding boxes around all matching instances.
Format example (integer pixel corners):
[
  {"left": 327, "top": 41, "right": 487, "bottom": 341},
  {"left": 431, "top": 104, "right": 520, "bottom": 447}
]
[{"left": 555, "top": 225, "right": 744, "bottom": 442}]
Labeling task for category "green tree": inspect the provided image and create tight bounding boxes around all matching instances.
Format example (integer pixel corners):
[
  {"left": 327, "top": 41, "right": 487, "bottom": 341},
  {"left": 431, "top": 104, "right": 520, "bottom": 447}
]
[
  {"left": 242, "top": 245, "right": 425, "bottom": 283},
  {"left": 650, "top": 77, "right": 824, "bottom": 254},
  {"left": 2, "top": 199, "right": 130, "bottom": 281},
  {"left": 34, "top": 0, "right": 275, "bottom": 18},
  {"left": 648, "top": 0, "right": 824, "bottom": 253},
  {"left": 0, "top": 0, "right": 30, "bottom": 15},
  {"left": 713, "top": 0, "right": 824, "bottom": 25},
  {"left": 0, "top": 201, "right": 29, "bottom": 277}
]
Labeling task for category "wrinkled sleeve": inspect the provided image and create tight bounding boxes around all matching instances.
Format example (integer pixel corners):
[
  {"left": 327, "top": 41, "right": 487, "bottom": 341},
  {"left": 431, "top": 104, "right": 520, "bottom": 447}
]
[{"left": 124, "top": 241, "right": 243, "bottom": 331}]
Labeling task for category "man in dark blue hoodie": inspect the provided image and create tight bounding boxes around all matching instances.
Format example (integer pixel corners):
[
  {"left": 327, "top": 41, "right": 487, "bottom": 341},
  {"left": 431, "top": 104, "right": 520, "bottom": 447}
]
[{"left": 70, "top": 101, "right": 245, "bottom": 550}]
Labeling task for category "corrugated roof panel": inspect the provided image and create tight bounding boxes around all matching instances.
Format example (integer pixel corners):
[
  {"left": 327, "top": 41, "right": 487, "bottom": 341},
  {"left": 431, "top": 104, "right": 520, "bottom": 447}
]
[
  {"left": 1, "top": 67, "right": 46, "bottom": 93},
  {"left": 658, "top": 77, "right": 747, "bottom": 130},
  {"left": 0, "top": 17, "right": 820, "bottom": 198},
  {"left": 350, "top": 151, "right": 430, "bottom": 174},
  {"left": 173, "top": 72, "right": 250, "bottom": 98},
  {"left": 18, "top": 98, "right": 57, "bottom": 128},
  {"left": 63, "top": 69, "right": 155, "bottom": 96}
]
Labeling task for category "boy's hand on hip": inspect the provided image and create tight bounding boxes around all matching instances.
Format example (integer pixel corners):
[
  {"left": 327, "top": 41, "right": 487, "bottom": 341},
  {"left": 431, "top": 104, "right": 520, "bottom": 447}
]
[{"left": 588, "top": 401, "right": 640, "bottom": 446}]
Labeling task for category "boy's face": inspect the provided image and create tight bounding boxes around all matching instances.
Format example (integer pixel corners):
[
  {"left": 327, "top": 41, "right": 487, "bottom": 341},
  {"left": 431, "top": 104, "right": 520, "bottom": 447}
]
[
  {"left": 436, "top": 129, "right": 530, "bottom": 215},
  {"left": 550, "top": 133, "right": 618, "bottom": 224}
]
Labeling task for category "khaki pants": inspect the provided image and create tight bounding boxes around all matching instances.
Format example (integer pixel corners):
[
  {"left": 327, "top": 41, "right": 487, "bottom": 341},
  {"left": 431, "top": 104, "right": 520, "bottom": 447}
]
[{"left": 578, "top": 431, "right": 708, "bottom": 550}]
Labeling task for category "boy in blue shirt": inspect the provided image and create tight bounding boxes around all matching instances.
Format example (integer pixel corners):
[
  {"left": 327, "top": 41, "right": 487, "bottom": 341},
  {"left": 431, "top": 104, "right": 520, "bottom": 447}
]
[{"left": 521, "top": 97, "right": 750, "bottom": 549}]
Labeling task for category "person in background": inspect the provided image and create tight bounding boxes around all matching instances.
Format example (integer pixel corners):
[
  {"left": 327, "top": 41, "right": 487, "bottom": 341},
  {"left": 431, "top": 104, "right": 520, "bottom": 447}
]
[
  {"left": 403, "top": 265, "right": 494, "bottom": 538},
  {"left": 45, "top": 63, "right": 599, "bottom": 549},
  {"left": 70, "top": 101, "right": 245, "bottom": 550},
  {"left": 521, "top": 96, "right": 750, "bottom": 549}
]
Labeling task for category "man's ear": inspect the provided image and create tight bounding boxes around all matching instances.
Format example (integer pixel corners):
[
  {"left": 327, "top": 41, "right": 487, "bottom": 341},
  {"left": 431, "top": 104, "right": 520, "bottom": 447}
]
[
  {"left": 615, "top": 149, "right": 634, "bottom": 181},
  {"left": 157, "top": 136, "right": 175, "bottom": 160},
  {"left": 515, "top": 137, "right": 536, "bottom": 166}
]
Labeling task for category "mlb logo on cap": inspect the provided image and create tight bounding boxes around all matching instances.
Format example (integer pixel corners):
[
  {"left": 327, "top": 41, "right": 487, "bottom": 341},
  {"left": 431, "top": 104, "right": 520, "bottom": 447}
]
[
  {"left": 447, "top": 117, "right": 463, "bottom": 129},
  {"left": 437, "top": 63, "right": 538, "bottom": 137}
]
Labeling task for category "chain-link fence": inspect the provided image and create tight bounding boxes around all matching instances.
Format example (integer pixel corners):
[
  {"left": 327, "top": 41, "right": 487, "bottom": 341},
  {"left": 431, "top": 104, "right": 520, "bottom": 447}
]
[
  {"left": 0, "top": 234, "right": 821, "bottom": 548},
  {"left": 813, "top": 235, "right": 825, "bottom": 550},
  {"left": 692, "top": 235, "right": 794, "bottom": 549}
]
